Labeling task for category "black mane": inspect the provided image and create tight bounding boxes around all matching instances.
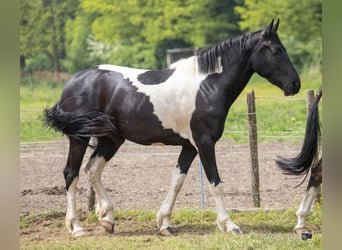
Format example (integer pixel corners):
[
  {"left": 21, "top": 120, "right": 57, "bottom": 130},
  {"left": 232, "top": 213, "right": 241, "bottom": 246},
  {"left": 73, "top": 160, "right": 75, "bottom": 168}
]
[{"left": 196, "top": 32, "right": 254, "bottom": 74}]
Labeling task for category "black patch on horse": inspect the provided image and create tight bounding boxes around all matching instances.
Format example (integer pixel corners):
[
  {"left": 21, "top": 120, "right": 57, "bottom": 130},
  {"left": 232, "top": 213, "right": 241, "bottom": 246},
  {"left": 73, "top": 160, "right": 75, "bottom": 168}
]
[{"left": 137, "top": 69, "right": 175, "bottom": 85}]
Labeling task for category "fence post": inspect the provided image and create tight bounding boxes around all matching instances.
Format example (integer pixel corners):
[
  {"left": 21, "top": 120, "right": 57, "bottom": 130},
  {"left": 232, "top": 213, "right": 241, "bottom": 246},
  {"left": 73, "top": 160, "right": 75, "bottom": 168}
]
[
  {"left": 247, "top": 90, "right": 261, "bottom": 207},
  {"left": 86, "top": 138, "right": 96, "bottom": 212},
  {"left": 306, "top": 90, "right": 315, "bottom": 114}
]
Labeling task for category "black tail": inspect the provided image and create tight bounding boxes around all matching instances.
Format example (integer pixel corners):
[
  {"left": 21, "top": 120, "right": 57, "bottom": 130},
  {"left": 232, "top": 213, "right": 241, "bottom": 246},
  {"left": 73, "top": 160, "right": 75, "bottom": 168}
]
[
  {"left": 276, "top": 88, "right": 322, "bottom": 176},
  {"left": 43, "top": 102, "right": 117, "bottom": 141}
]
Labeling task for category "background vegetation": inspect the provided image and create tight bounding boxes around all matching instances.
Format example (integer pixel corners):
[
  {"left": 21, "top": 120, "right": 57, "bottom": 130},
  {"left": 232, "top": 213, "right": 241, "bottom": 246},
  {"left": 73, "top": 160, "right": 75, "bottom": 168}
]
[{"left": 20, "top": 0, "right": 321, "bottom": 75}]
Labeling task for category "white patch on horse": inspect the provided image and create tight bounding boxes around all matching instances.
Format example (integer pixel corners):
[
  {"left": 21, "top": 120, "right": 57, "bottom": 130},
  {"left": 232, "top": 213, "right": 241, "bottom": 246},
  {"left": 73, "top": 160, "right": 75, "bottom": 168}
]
[{"left": 98, "top": 57, "right": 220, "bottom": 146}]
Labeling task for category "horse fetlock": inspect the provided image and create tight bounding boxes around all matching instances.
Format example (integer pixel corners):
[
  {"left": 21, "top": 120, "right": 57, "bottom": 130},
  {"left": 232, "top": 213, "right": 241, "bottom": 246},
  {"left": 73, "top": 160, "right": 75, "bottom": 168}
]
[
  {"left": 156, "top": 210, "right": 171, "bottom": 228},
  {"left": 65, "top": 218, "right": 87, "bottom": 237}
]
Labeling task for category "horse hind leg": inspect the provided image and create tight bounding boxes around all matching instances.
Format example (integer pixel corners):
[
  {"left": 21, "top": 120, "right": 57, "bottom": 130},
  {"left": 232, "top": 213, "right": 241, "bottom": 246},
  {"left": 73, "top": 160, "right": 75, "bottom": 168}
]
[
  {"left": 83, "top": 136, "right": 124, "bottom": 233},
  {"left": 294, "top": 158, "right": 322, "bottom": 234},
  {"left": 64, "top": 137, "right": 89, "bottom": 237}
]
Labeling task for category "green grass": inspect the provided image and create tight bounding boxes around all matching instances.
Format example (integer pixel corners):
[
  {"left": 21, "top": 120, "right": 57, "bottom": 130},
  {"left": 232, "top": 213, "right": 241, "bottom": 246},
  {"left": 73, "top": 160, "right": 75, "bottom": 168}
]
[
  {"left": 20, "top": 77, "right": 65, "bottom": 142},
  {"left": 20, "top": 70, "right": 322, "bottom": 144},
  {"left": 20, "top": 204, "right": 322, "bottom": 249},
  {"left": 224, "top": 71, "right": 322, "bottom": 142}
]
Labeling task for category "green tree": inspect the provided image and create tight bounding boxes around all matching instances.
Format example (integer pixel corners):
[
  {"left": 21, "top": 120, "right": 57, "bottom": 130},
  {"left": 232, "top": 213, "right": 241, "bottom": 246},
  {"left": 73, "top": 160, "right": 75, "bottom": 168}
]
[
  {"left": 62, "top": 7, "right": 100, "bottom": 72},
  {"left": 235, "top": 0, "right": 322, "bottom": 71},
  {"left": 81, "top": 0, "right": 240, "bottom": 69},
  {"left": 20, "top": 0, "right": 77, "bottom": 77}
]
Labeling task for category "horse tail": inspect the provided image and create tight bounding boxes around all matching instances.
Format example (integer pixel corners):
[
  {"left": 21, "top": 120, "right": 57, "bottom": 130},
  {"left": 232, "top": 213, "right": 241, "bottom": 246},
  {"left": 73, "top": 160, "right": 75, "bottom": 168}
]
[
  {"left": 43, "top": 102, "right": 117, "bottom": 141},
  {"left": 276, "top": 88, "right": 322, "bottom": 176}
]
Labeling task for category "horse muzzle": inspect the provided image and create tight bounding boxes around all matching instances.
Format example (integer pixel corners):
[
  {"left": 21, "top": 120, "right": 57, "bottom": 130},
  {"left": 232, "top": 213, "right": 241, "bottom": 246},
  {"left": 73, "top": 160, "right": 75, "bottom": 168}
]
[{"left": 284, "top": 78, "right": 301, "bottom": 96}]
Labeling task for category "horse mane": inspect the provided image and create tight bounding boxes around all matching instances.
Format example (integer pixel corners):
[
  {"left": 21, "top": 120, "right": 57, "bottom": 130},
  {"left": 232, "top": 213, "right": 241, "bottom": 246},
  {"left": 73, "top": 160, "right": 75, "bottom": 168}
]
[{"left": 196, "top": 32, "right": 253, "bottom": 74}]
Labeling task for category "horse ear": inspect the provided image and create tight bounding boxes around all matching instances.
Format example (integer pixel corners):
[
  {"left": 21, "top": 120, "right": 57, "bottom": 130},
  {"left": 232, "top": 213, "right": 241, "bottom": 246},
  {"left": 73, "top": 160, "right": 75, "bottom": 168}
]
[
  {"left": 273, "top": 19, "right": 280, "bottom": 32},
  {"left": 261, "top": 18, "right": 274, "bottom": 38}
]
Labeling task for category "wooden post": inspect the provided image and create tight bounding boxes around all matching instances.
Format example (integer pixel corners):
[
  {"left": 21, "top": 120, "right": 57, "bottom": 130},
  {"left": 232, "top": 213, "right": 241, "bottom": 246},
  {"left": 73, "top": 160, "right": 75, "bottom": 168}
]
[
  {"left": 306, "top": 90, "right": 315, "bottom": 114},
  {"left": 247, "top": 90, "right": 261, "bottom": 207},
  {"left": 86, "top": 138, "right": 96, "bottom": 212},
  {"left": 86, "top": 180, "right": 96, "bottom": 212}
]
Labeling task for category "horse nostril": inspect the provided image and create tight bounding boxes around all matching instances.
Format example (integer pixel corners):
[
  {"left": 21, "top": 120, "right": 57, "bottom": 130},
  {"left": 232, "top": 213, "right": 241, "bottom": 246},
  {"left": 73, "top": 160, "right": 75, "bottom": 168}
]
[{"left": 293, "top": 79, "right": 301, "bottom": 93}]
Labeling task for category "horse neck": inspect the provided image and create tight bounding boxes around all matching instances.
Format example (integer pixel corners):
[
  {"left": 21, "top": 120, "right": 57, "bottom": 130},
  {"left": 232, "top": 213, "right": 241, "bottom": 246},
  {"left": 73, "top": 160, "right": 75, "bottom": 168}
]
[{"left": 219, "top": 53, "right": 255, "bottom": 107}]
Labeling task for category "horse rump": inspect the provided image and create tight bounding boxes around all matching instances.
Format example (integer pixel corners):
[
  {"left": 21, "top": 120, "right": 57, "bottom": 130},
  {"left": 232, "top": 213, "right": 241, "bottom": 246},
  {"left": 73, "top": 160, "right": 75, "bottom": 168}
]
[
  {"left": 276, "top": 89, "right": 321, "bottom": 176},
  {"left": 44, "top": 102, "right": 117, "bottom": 141}
]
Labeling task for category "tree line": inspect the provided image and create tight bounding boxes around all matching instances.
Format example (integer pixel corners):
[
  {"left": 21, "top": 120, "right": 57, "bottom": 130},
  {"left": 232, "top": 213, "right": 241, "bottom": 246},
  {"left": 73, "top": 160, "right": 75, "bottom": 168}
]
[{"left": 20, "top": 0, "right": 321, "bottom": 77}]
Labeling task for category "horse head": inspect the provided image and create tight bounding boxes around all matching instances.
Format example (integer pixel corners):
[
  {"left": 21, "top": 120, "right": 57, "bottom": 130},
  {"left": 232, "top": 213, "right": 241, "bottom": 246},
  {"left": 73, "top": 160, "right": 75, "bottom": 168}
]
[{"left": 250, "top": 19, "right": 301, "bottom": 96}]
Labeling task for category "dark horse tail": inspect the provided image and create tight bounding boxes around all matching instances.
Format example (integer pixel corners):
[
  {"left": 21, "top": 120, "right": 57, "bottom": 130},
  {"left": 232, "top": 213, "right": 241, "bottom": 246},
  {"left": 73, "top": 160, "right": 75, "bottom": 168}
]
[
  {"left": 44, "top": 102, "right": 117, "bottom": 141},
  {"left": 276, "top": 88, "right": 322, "bottom": 176}
]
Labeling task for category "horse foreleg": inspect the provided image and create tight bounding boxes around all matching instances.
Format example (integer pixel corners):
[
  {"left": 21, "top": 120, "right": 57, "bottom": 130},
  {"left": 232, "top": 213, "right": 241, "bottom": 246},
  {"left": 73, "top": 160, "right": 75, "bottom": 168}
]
[
  {"left": 157, "top": 166, "right": 186, "bottom": 235},
  {"left": 197, "top": 136, "right": 241, "bottom": 235},
  {"left": 83, "top": 156, "right": 114, "bottom": 233},
  {"left": 157, "top": 145, "right": 197, "bottom": 235},
  {"left": 210, "top": 183, "right": 242, "bottom": 235}
]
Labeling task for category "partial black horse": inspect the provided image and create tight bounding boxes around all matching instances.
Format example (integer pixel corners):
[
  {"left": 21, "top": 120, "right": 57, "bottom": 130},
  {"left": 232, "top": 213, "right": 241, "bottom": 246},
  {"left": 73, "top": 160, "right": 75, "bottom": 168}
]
[
  {"left": 276, "top": 87, "right": 322, "bottom": 235},
  {"left": 44, "top": 19, "right": 300, "bottom": 237}
]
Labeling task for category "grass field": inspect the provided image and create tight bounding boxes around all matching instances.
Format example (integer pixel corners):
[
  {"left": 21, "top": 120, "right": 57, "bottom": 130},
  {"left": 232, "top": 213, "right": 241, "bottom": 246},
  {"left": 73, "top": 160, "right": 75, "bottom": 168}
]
[
  {"left": 20, "top": 205, "right": 322, "bottom": 249},
  {"left": 20, "top": 70, "right": 322, "bottom": 144}
]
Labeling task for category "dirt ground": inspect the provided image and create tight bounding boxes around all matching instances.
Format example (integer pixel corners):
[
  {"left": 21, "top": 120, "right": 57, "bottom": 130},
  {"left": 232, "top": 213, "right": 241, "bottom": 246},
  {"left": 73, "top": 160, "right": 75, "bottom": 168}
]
[{"left": 20, "top": 139, "right": 307, "bottom": 216}]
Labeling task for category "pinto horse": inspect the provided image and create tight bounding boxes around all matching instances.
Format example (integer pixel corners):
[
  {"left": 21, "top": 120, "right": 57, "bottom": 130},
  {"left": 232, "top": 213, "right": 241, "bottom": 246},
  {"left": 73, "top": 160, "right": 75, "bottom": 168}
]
[
  {"left": 276, "top": 87, "right": 322, "bottom": 235},
  {"left": 44, "top": 19, "right": 300, "bottom": 237}
]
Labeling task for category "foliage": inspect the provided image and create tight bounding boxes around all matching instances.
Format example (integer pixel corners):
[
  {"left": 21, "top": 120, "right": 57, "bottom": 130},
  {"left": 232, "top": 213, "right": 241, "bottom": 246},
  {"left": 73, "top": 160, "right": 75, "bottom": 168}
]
[
  {"left": 62, "top": 8, "right": 100, "bottom": 72},
  {"left": 235, "top": 0, "right": 322, "bottom": 71},
  {"left": 20, "top": 0, "right": 79, "bottom": 72},
  {"left": 20, "top": 0, "right": 240, "bottom": 72},
  {"left": 20, "top": 0, "right": 321, "bottom": 73},
  {"left": 80, "top": 0, "right": 239, "bottom": 69}
]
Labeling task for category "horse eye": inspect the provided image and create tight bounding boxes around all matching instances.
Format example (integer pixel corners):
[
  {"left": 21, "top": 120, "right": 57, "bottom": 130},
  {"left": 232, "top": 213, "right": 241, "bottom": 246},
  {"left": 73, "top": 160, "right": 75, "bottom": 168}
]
[{"left": 271, "top": 47, "right": 280, "bottom": 54}]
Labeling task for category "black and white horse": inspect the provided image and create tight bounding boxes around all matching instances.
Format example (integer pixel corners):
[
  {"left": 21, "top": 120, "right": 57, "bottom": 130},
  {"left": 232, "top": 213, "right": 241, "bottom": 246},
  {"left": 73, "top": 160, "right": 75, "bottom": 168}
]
[
  {"left": 276, "top": 88, "right": 322, "bottom": 235},
  {"left": 44, "top": 19, "right": 300, "bottom": 237}
]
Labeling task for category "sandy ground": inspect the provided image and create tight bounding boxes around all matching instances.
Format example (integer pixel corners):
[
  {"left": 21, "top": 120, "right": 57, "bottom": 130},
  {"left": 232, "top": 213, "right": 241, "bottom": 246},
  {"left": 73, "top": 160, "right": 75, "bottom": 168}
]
[{"left": 20, "top": 139, "right": 307, "bottom": 216}]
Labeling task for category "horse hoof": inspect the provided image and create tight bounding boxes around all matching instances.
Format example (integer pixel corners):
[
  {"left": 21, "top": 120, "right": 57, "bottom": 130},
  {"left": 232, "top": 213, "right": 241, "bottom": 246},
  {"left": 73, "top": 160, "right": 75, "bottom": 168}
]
[
  {"left": 160, "top": 226, "right": 175, "bottom": 236},
  {"left": 301, "top": 231, "right": 312, "bottom": 241},
  {"left": 72, "top": 228, "right": 88, "bottom": 238},
  {"left": 100, "top": 220, "right": 114, "bottom": 233},
  {"left": 231, "top": 228, "right": 242, "bottom": 235}
]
